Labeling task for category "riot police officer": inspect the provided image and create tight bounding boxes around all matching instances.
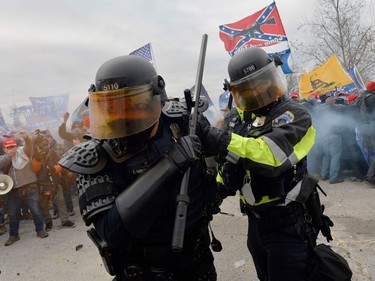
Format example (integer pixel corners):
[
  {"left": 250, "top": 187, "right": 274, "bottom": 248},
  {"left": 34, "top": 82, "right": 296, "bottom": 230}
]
[
  {"left": 59, "top": 55, "right": 218, "bottom": 281},
  {"left": 196, "top": 47, "right": 332, "bottom": 280}
]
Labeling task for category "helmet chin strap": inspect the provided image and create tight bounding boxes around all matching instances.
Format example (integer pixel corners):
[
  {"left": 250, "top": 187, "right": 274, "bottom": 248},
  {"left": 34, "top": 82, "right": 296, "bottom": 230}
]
[
  {"left": 252, "top": 103, "right": 274, "bottom": 116},
  {"left": 122, "top": 120, "right": 159, "bottom": 150},
  {"left": 252, "top": 95, "right": 286, "bottom": 117}
]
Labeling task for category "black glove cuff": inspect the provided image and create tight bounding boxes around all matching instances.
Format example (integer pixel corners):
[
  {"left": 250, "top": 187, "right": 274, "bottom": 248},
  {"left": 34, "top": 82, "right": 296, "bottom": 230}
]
[
  {"left": 218, "top": 132, "right": 231, "bottom": 156},
  {"left": 166, "top": 147, "right": 189, "bottom": 172},
  {"left": 205, "top": 127, "right": 231, "bottom": 157}
]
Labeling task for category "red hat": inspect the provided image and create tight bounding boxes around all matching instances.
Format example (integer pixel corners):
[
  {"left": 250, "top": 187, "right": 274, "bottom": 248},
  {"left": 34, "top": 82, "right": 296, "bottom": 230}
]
[
  {"left": 290, "top": 92, "right": 299, "bottom": 97},
  {"left": 367, "top": 81, "right": 375, "bottom": 91},
  {"left": 338, "top": 91, "right": 347, "bottom": 96},
  {"left": 309, "top": 93, "right": 320, "bottom": 100},
  {"left": 83, "top": 115, "right": 90, "bottom": 129},
  {"left": 2, "top": 138, "right": 17, "bottom": 148},
  {"left": 347, "top": 94, "right": 357, "bottom": 104}
]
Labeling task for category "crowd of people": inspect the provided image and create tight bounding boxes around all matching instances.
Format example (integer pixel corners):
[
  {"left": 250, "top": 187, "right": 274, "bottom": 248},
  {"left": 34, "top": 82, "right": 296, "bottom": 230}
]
[
  {"left": 0, "top": 112, "right": 90, "bottom": 245},
  {"left": 290, "top": 82, "right": 375, "bottom": 186}
]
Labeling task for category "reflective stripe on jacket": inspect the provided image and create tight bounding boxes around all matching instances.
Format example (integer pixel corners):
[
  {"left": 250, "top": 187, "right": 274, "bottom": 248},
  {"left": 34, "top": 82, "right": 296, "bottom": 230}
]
[
  {"left": 221, "top": 97, "right": 315, "bottom": 207},
  {"left": 227, "top": 100, "right": 315, "bottom": 177}
]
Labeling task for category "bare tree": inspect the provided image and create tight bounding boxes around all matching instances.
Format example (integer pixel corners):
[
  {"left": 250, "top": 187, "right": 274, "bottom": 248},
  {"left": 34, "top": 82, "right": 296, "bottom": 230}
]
[{"left": 292, "top": 0, "right": 375, "bottom": 82}]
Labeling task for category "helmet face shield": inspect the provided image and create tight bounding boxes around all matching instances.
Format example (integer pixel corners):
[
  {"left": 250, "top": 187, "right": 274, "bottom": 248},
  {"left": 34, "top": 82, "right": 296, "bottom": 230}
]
[
  {"left": 89, "top": 83, "right": 161, "bottom": 139},
  {"left": 230, "top": 62, "right": 286, "bottom": 111}
]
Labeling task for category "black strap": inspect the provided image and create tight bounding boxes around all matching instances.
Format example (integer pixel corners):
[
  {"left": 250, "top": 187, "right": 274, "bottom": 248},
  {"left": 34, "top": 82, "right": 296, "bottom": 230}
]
[{"left": 79, "top": 182, "right": 114, "bottom": 207}]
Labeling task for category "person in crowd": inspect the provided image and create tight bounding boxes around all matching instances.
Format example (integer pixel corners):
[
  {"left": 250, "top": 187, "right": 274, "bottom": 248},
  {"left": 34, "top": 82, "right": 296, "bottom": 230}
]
[
  {"left": 318, "top": 96, "right": 346, "bottom": 184},
  {"left": 347, "top": 93, "right": 358, "bottom": 104},
  {"left": 308, "top": 92, "right": 321, "bottom": 103},
  {"left": 6, "top": 132, "right": 34, "bottom": 219},
  {"left": 339, "top": 96, "right": 368, "bottom": 181},
  {"left": 32, "top": 130, "right": 75, "bottom": 231},
  {"left": 196, "top": 47, "right": 331, "bottom": 280},
  {"left": 1, "top": 134, "right": 12, "bottom": 234},
  {"left": 360, "top": 81, "right": 375, "bottom": 186},
  {"left": 336, "top": 91, "right": 348, "bottom": 104},
  {"left": 58, "top": 112, "right": 88, "bottom": 148},
  {"left": 0, "top": 131, "right": 48, "bottom": 246},
  {"left": 56, "top": 112, "right": 87, "bottom": 218},
  {"left": 1, "top": 132, "right": 33, "bottom": 220},
  {"left": 301, "top": 97, "right": 324, "bottom": 178},
  {"left": 0, "top": 192, "right": 7, "bottom": 235},
  {"left": 45, "top": 131, "right": 75, "bottom": 217},
  {"left": 82, "top": 115, "right": 90, "bottom": 133},
  {"left": 45, "top": 132, "right": 65, "bottom": 158},
  {"left": 0, "top": 211, "right": 6, "bottom": 235},
  {"left": 290, "top": 91, "right": 300, "bottom": 102},
  {"left": 59, "top": 55, "right": 220, "bottom": 280}
]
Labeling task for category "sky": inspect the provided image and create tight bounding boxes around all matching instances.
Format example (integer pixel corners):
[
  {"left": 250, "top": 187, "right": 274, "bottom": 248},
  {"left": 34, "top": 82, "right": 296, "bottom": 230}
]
[{"left": 0, "top": 0, "right": 318, "bottom": 124}]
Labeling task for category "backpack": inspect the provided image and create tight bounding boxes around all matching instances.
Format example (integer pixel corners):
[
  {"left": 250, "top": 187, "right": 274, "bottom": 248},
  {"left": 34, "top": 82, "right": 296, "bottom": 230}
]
[{"left": 309, "top": 244, "right": 352, "bottom": 281}]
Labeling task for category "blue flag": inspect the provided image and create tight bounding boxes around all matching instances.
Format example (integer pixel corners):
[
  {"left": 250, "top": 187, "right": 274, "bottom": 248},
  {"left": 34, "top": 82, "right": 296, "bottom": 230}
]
[{"left": 269, "top": 48, "right": 293, "bottom": 74}]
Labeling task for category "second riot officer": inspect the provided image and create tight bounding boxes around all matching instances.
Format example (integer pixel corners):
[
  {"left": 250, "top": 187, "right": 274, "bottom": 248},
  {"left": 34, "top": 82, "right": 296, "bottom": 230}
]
[{"left": 197, "top": 47, "right": 333, "bottom": 280}]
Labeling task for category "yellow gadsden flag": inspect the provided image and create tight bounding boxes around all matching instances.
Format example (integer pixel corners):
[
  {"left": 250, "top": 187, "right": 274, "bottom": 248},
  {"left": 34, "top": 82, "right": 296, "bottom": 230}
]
[{"left": 299, "top": 54, "right": 354, "bottom": 99}]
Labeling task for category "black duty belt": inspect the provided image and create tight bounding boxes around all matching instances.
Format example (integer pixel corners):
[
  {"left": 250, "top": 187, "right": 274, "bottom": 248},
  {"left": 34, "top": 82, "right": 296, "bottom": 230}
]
[{"left": 250, "top": 202, "right": 306, "bottom": 230}]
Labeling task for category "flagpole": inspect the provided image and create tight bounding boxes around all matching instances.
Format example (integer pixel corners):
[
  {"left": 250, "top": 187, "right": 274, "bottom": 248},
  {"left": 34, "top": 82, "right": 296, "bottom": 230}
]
[
  {"left": 354, "top": 65, "right": 365, "bottom": 89},
  {"left": 274, "top": 0, "right": 296, "bottom": 74},
  {"left": 150, "top": 42, "right": 157, "bottom": 72}
]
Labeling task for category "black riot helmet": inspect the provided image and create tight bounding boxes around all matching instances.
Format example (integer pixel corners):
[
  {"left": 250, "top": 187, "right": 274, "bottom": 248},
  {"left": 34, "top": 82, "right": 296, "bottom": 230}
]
[
  {"left": 89, "top": 55, "right": 166, "bottom": 140},
  {"left": 228, "top": 47, "right": 286, "bottom": 112}
]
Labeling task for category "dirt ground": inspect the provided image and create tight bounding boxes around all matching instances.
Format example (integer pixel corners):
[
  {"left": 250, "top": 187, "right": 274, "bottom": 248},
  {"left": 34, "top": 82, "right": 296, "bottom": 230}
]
[{"left": 0, "top": 179, "right": 374, "bottom": 281}]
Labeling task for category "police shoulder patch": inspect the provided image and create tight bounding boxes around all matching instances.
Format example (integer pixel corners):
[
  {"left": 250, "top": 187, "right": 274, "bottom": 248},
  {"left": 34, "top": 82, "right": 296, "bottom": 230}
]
[{"left": 272, "top": 111, "right": 295, "bottom": 127}]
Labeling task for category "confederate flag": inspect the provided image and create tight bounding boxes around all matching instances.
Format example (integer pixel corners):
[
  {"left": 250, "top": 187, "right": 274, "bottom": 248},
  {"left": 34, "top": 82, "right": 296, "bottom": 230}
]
[{"left": 219, "top": 2, "right": 288, "bottom": 56}]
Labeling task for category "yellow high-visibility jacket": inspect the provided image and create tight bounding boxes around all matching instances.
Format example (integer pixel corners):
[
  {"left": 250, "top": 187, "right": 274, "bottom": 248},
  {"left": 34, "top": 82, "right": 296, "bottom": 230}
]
[{"left": 217, "top": 97, "right": 316, "bottom": 209}]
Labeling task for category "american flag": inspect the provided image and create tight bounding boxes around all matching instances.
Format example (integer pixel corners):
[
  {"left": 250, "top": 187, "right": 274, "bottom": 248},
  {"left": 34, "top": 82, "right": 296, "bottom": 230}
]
[{"left": 129, "top": 43, "right": 154, "bottom": 65}]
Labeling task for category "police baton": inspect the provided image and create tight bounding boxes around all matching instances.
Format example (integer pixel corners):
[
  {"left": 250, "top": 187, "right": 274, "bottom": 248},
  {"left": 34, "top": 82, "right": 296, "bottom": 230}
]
[{"left": 171, "top": 34, "right": 208, "bottom": 252}]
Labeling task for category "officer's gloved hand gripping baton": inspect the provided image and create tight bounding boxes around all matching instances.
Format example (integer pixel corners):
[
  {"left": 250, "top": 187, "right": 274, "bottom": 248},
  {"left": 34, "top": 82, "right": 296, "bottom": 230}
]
[{"left": 171, "top": 34, "right": 208, "bottom": 252}]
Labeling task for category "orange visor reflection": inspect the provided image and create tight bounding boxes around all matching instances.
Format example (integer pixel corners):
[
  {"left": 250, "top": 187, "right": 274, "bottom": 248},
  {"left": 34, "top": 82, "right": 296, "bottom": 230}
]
[
  {"left": 89, "top": 83, "right": 161, "bottom": 139},
  {"left": 230, "top": 63, "right": 286, "bottom": 111}
]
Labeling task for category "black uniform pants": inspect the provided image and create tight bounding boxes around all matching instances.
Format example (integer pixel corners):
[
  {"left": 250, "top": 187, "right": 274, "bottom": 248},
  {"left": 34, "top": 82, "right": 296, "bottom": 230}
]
[
  {"left": 114, "top": 228, "right": 217, "bottom": 281},
  {"left": 246, "top": 205, "right": 314, "bottom": 281}
]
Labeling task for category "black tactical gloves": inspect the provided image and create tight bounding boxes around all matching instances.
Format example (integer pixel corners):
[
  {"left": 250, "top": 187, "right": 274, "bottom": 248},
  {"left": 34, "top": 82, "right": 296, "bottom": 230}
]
[
  {"left": 320, "top": 205, "right": 334, "bottom": 242},
  {"left": 195, "top": 115, "right": 231, "bottom": 157},
  {"left": 217, "top": 162, "right": 245, "bottom": 197},
  {"left": 197, "top": 126, "right": 231, "bottom": 158},
  {"left": 166, "top": 135, "right": 202, "bottom": 171}
]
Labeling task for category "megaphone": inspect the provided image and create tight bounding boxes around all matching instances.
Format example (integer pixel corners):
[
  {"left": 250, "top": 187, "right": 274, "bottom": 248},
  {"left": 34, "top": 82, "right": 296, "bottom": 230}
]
[{"left": 0, "top": 174, "right": 13, "bottom": 195}]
